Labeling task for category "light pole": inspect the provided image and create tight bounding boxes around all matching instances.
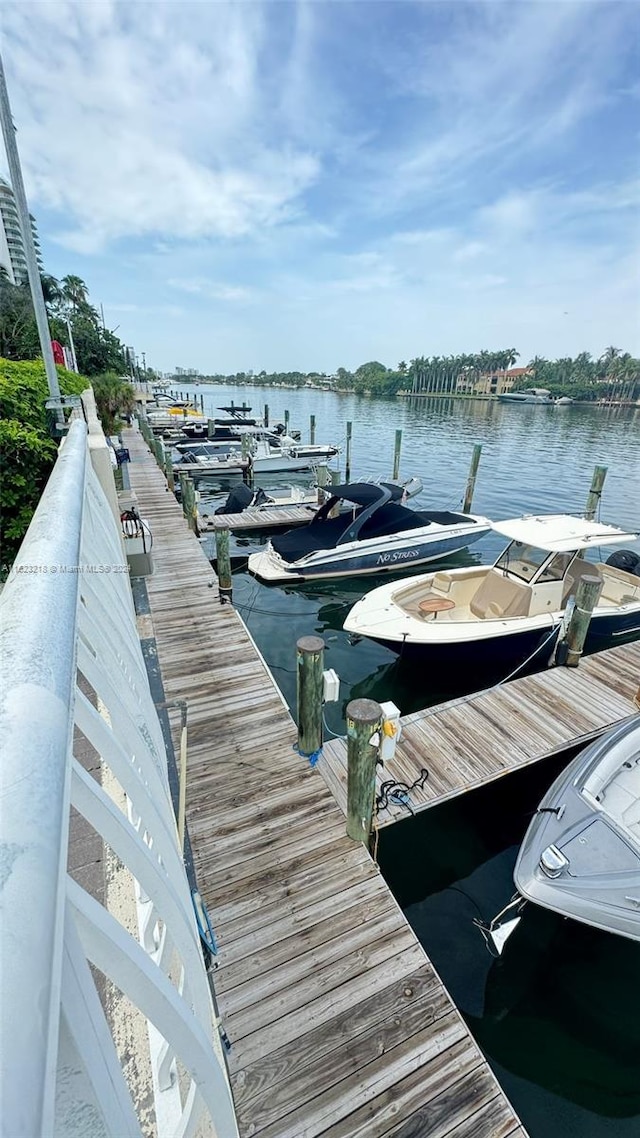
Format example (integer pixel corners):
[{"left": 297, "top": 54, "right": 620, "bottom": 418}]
[{"left": 0, "top": 53, "right": 62, "bottom": 419}]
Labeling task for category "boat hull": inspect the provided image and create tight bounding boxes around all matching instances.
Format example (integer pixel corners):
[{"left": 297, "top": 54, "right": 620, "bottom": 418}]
[
  {"left": 249, "top": 524, "right": 489, "bottom": 582},
  {"left": 514, "top": 718, "right": 640, "bottom": 942},
  {"left": 348, "top": 606, "right": 639, "bottom": 667}
]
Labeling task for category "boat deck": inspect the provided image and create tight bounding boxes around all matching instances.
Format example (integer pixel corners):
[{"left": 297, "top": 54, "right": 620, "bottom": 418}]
[
  {"left": 198, "top": 504, "right": 318, "bottom": 532},
  {"left": 125, "top": 428, "right": 526, "bottom": 1138},
  {"left": 320, "top": 642, "right": 640, "bottom": 827}
]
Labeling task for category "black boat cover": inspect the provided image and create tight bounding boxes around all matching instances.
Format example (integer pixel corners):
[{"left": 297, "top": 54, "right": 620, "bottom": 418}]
[
  {"left": 271, "top": 494, "right": 474, "bottom": 563},
  {"left": 214, "top": 484, "right": 254, "bottom": 514}
]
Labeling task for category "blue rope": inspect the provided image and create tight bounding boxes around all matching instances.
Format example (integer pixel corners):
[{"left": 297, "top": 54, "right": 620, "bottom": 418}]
[{"left": 293, "top": 742, "right": 323, "bottom": 768}]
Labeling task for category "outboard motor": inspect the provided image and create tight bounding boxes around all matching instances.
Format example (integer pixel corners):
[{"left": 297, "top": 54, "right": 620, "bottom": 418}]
[
  {"left": 214, "top": 483, "right": 254, "bottom": 515},
  {"left": 605, "top": 550, "right": 640, "bottom": 572}
]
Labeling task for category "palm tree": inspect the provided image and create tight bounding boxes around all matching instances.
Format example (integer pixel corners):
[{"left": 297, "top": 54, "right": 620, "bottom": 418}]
[{"left": 61, "top": 274, "right": 90, "bottom": 311}]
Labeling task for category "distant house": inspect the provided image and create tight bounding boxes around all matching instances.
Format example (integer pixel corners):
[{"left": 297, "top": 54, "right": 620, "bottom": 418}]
[{"left": 457, "top": 367, "right": 533, "bottom": 396}]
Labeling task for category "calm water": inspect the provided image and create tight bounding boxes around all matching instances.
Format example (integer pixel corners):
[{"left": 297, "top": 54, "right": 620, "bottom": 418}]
[{"left": 177, "top": 383, "right": 640, "bottom": 1137}]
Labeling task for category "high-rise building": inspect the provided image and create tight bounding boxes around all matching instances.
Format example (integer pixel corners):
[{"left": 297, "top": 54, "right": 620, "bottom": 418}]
[{"left": 0, "top": 175, "right": 43, "bottom": 285}]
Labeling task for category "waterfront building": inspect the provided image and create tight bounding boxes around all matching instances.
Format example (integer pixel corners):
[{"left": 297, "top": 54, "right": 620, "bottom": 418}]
[{"left": 0, "top": 175, "right": 42, "bottom": 284}]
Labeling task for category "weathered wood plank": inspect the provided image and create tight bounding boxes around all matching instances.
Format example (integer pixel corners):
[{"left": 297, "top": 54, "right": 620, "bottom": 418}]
[{"left": 126, "top": 428, "right": 525, "bottom": 1138}]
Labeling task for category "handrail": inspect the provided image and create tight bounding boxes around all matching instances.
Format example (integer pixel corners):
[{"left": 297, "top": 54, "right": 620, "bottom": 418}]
[
  {"left": 0, "top": 420, "right": 238, "bottom": 1138},
  {"left": 1, "top": 419, "right": 87, "bottom": 1138}
]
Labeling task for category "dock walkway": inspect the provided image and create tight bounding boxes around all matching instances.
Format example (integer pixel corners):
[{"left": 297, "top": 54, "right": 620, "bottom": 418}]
[
  {"left": 198, "top": 503, "right": 317, "bottom": 532},
  {"left": 320, "top": 642, "right": 640, "bottom": 827},
  {"left": 125, "top": 428, "right": 526, "bottom": 1138}
]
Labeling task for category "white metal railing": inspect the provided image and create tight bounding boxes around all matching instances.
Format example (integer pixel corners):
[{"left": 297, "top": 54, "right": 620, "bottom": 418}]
[{"left": 0, "top": 420, "right": 238, "bottom": 1138}]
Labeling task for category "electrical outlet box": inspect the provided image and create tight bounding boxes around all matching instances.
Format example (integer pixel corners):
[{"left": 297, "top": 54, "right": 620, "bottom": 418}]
[
  {"left": 379, "top": 700, "right": 402, "bottom": 764},
  {"left": 322, "top": 668, "right": 340, "bottom": 703}
]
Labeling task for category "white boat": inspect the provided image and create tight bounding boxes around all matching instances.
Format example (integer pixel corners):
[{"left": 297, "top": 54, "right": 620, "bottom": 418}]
[
  {"left": 147, "top": 403, "right": 208, "bottom": 433},
  {"left": 203, "top": 483, "right": 321, "bottom": 517},
  {"left": 555, "top": 396, "right": 574, "bottom": 406},
  {"left": 248, "top": 481, "right": 491, "bottom": 582},
  {"left": 514, "top": 716, "right": 640, "bottom": 942},
  {"left": 343, "top": 515, "right": 640, "bottom": 668},
  {"left": 249, "top": 436, "right": 339, "bottom": 473},
  {"left": 498, "top": 388, "right": 553, "bottom": 404}
]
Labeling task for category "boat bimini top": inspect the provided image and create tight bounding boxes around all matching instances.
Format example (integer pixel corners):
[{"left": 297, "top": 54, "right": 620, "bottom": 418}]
[
  {"left": 270, "top": 482, "right": 476, "bottom": 564},
  {"left": 491, "top": 514, "right": 639, "bottom": 553}
]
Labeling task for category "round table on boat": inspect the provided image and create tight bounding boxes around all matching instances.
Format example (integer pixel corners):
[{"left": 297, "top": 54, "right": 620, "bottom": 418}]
[{"left": 418, "top": 596, "right": 456, "bottom": 620}]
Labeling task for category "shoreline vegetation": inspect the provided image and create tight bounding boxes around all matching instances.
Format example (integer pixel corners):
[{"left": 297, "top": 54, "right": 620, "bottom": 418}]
[{"left": 168, "top": 348, "right": 640, "bottom": 404}]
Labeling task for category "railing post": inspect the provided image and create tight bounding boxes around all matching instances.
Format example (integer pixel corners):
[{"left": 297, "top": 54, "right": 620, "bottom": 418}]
[
  {"left": 346, "top": 698, "right": 382, "bottom": 843},
  {"left": 555, "top": 574, "right": 603, "bottom": 667},
  {"left": 215, "top": 528, "right": 232, "bottom": 603},
  {"left": 296, "top": 636, "right": 324, "bottom": 757},
  {"left": 392, "top": 429, "right": 402, "bottom": 480},
  {"left": 463, "top": 443, "right": 482, "bottom": 513}
]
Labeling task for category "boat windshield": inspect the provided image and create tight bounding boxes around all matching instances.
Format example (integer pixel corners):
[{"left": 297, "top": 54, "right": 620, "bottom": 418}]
[{"left": 495, "top": 540, "right": 555, "bottom": 582}]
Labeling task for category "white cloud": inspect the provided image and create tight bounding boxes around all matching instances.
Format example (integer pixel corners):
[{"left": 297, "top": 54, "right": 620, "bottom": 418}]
[
  {"left": 168, "top": 277, "right": 255, "bottom": 303},
  {"left": 2, "top": 2, "right": 319, "bottom": 251}
]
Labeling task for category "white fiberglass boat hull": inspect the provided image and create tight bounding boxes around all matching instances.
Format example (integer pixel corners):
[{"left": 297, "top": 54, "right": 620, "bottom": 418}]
[
  {"left": 514, "top": 717, "right": 640, "bottom": 942},
  {"left": 249, "top": 516, "right": 491, "bottom": 582}
]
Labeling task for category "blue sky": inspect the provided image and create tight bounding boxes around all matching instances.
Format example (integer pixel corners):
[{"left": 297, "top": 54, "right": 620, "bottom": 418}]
[{"left": 2, "top": 0, "right": 639, "bottom": 373}]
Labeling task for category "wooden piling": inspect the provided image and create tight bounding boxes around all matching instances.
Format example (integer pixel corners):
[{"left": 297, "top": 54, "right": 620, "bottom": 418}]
[
  {"left": 556, "top": 574, "right": 603, "bottom": 667},
  {"left": 462, "top": 443, "right": 482, "bottom": 513},
  {"left": 156, "top": 437, "right": 166, "bottom": 473},
  {"left": 346, "top": 698, "right": 382, "bottom": 844},
  {"left": 264, "top": 403, "right": 269, "bottom": 427},
  {"left": 296, "top": 635, "right": 325, "bottom": 756},
  {"left": 345, "top": 421, "right": 352, "bottom": 482},
  {"left": 310, "top": 414, "right": 316, "bottom": 444},
  {"left": 199, "top": 393, "right": 204, "bottom": 411},
  {"left": 316, "top": 463, "right": 328, "bottom": 488},
  {"left": 392, "top": 429, "right": 402, "bottom": 480},
  {"left": 165, "top": 448, "right": 175, "bottom": 493},
  {"left": 585, "top": 464, "right": 607, "bottom": 520},
  {"left": 215, "top": 528, "right": 233, "bottom": 604},
  {"left": 179, "top": 474, "right": 198, "bottom": 535},
  {"left": 284, "top": 409, "right": 290, "bottom": 434}
]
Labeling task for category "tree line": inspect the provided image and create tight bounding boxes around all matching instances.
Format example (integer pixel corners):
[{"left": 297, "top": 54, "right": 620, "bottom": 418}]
[{"left": 185, "top": 346, "right": 640, "bottom": 401}]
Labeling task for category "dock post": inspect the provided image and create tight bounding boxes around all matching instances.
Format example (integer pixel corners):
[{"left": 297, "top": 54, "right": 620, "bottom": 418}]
[
  {"left": 207, "top": 418, "right": 216, "bottom": 439},
  {"left": 284, "top": 409, "right": 290, "bottom": 434},
  {"left": 392, "top": 429, "right": 402, "bottom": 480},
  {"left": 310, "top": 414, "right": 316, "bottom": 443},
  {"left": 165, "top": 448, "right": 175, "bottom": 493},
  {"left": 264, "top": 403, "right": 269, "bottom": 427},
  {"left": 462, "top": 443, "right": 482, "bottom": 513},
  {"left": 215, "top": 528, "right": 233, "bottom": 604},
  {"left": 346, "top": 698, "right": 382, "bottom": 844},
  {"left": 584, "top": 464, "right": 607, "bottom": 520},
  {"left": 296, "top": 635, "right": 324, "bottom": 756},
  {"left": 556, "top": 574, "right": 603, "bottom": 667},
  {"left": 156, "top": 437, "right": 166, "bottom": 473},
  {"left": 241, "top": 434, "right": 250, "bottom": 460},
  {"left": 345, "top": 421, "right": 352, "bottom": 482},
  {"left": 199, "top": 393, "right": 204, "bottom": 411},
  {"left": 179, "top": 474, "right": 198, "bottom": 534}
]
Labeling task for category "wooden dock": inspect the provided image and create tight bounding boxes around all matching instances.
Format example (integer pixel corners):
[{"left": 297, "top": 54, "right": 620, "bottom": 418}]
[
  {"left": 198, "top": 503, "right": 317, "bottom": 532},
  {"left": 125, "top": 428, "right": 526, "bottom": 1138},
  {"left": 320, "top": 642, "right": 640, "bottom": 828}
]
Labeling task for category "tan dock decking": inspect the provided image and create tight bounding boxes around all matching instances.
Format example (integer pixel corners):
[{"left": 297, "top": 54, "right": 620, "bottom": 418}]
[
  {"left": 320, "top": 642, "right": 640, "bottom": 828},
  {"left": 126, "top": 428, "right": 526, "bottom": 1138},
  {"left": 198, "top": 503, "right": 318, "bottom": 532}
]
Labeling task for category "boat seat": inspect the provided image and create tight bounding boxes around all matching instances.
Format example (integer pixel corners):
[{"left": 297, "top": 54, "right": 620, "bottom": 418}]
[
  {"left": 562, "top": 559, "right": 602, "bottom": 605},
  {"left": 470, "top": 573, "right": 531, "bottom": 620}
]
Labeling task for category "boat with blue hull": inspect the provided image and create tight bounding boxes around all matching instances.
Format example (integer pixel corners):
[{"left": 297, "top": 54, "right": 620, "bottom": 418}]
[
  {"left": 248, "top": 482, "right": 491, "bottom": 582},
  {"left": 344, "top": 514, "right": 640, "bottom": 668}
]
